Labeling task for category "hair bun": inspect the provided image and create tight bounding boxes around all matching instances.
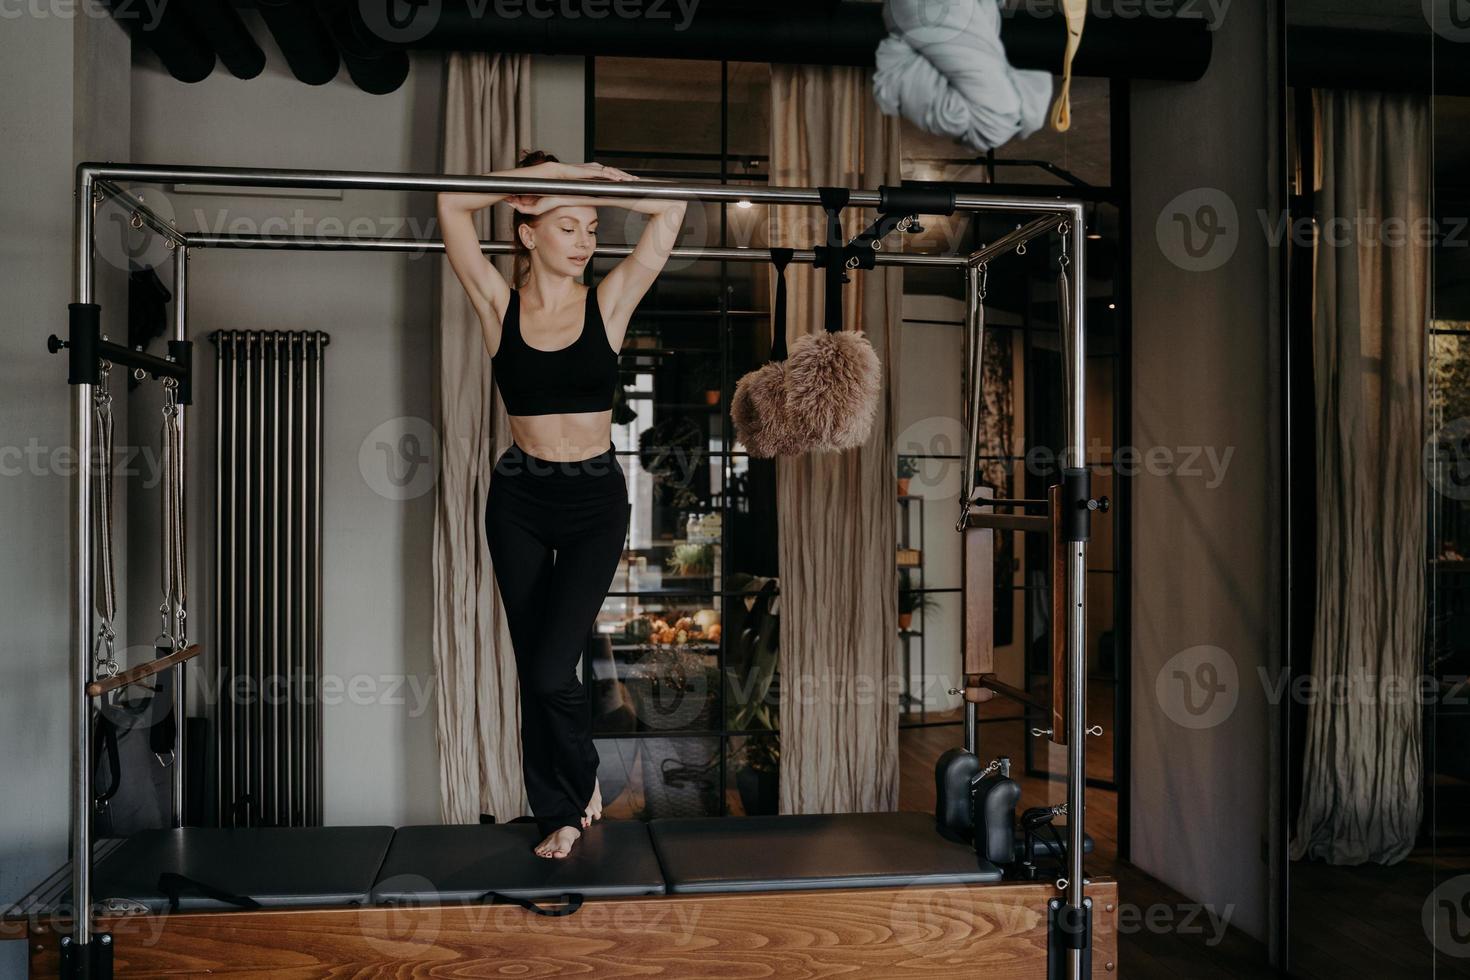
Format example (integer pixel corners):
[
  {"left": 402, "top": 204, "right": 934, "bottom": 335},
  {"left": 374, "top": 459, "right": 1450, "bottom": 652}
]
[{"left": 517, "top": 148, "right": 559, "bottom": 168}]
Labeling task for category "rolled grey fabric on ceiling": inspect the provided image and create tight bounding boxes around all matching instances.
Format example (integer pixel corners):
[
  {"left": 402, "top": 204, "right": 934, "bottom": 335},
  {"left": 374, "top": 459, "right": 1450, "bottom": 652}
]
[{"left": 873, "top": 0, "right": 1052, "bottom": 152}]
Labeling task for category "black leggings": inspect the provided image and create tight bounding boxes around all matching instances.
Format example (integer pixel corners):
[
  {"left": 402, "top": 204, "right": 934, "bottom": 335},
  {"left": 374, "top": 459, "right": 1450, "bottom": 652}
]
[{"left": 485, "top": 440, "right": 629, "bottom": 837}]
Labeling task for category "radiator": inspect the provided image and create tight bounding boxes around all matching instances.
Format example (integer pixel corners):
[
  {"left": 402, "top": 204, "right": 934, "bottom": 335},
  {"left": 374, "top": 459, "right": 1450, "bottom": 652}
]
[{"left": 211, "top": 330, "right": 329, "bottom": 828}]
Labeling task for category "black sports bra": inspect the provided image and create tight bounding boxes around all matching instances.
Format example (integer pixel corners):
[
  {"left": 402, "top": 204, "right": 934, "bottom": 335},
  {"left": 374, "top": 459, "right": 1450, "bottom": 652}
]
[{"left": 491, "top": 285, "right": 619, "bottom": 416}]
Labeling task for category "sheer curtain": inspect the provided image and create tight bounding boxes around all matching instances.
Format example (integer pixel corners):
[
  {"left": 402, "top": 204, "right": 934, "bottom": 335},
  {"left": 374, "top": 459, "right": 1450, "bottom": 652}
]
[
  {"left": 432, "top": 51, "right": 532, "bottom": 824},
  {"left": 769, "top": 64, "right": 905, "bottom": 815},
  {"left": 1292, "top": 89, "right": 1429, "bottom": 865}
]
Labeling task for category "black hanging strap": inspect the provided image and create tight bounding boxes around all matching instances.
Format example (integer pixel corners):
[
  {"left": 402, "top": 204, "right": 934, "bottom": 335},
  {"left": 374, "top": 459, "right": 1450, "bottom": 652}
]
[
  {"left": 811, "top": 187, "right": 851, "bottom": 334},
  {"left": 475, "top": 889, "right": 586, "bottom": 917},
  {"left": 157, "top": 872, "right": 263, "bottom": 913},
  {"left": 770, "top": 247, "right": 793, "bottom": 361}
]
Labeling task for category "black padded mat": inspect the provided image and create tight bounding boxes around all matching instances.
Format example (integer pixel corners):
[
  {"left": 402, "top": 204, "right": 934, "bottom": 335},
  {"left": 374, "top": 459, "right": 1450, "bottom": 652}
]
[
  {"left": 370, "top": 821, "right": 667, "bottom": 903},
  {"left": 86, "top": 825, "right": 395, "bottom": 913},
  {"left": 649, "top": 810, "right": 1002, "bottom": 894}
]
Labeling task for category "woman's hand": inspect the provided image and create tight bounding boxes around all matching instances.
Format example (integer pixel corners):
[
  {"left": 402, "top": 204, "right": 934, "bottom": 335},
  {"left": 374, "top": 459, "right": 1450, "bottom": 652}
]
[
  {"left": 504, "top": 194, "right": 588, "bottom": 216},
  {"left": 557, "top": 161, "right": 638, "bottom": 182}
]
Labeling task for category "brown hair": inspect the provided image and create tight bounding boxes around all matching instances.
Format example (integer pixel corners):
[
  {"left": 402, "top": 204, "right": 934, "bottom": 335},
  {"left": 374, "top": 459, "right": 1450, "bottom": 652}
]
[{"left": 512, "top": 148, "right": 559, "bottom": 289}]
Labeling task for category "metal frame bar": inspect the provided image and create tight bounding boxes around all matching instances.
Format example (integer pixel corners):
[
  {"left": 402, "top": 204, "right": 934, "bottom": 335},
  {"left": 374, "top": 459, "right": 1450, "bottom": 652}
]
[{"left": 68, "top": 162, "right": 1088, "bottom": 977}]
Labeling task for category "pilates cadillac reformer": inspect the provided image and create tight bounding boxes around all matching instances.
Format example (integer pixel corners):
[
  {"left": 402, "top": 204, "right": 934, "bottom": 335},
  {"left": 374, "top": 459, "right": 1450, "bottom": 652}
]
[{"left": 11, "top": 162, "right": 1111, "bottom": 979}]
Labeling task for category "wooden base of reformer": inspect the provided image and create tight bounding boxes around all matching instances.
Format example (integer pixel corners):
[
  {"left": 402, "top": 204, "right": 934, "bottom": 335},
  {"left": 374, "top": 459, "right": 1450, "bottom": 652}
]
[{"left": 14, "top": 879, "right": 1119, "bottom": 978}]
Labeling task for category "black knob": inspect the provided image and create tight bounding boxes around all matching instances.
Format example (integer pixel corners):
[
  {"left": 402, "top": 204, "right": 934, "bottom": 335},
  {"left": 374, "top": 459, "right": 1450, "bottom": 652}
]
[
  {"left": 47, "top": 334, "right": 68, "bottom": 354},
  {"left": 908, "top": 215, "right": 925, "bottom": 233},
  {"left": 1087, "top": 496, "right": 1110, "bottom": 513}
]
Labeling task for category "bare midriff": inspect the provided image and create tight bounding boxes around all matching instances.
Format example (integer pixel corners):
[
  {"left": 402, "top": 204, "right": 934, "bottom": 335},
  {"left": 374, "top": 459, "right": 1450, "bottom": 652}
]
[{"left": 507, "top": 410, "right": 614, "bottom": 462}]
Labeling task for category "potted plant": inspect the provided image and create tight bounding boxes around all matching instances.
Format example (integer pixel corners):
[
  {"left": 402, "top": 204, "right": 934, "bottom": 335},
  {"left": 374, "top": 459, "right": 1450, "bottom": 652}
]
[
  {"left": 690, "top": 361, "right": 722, "bottom": 406},
  {"left": 898, "top": 567, "right": 941, "bottom": 631},
  {"left": 733, "top": 730, "right": 780, "bottom": 815},
  {"left": 897, "top": 455, "right": 918, "bottom": 496},
  {"left": 666, "top": 542, "right": 714, "bottom": 578}
]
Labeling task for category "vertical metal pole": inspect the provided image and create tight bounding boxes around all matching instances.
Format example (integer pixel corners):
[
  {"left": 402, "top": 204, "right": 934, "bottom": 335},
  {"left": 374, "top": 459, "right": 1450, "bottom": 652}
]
[
  {"left": 312, "top": 333, "right": 324, "bottom": 824},
  {"left": 963, "top": 263, "right": 980, "bottom": 757},
  {"left": 1064, "top": 205, "right": 1089, "bottom": 980},
  {"left": 270, "top": 333, "right": 281, "bottom": 826},
  {"left": 172, "top": 245, "right": 188, "bottom": 827},
  {"left": 71, "top": 168, "right": 96, "bottom": 952},
  {"left": 216, "top": 331, "right": 225, "bottom": 827}
]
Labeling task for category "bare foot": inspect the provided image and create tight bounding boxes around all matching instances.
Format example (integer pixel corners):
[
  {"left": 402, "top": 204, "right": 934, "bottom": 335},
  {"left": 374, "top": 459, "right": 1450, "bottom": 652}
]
[
  {"left": 534, "top": 825, "right": 581, "bottom": 859},
  {"left": 580, "top": 777, "right": 603, "bottom": 829}
]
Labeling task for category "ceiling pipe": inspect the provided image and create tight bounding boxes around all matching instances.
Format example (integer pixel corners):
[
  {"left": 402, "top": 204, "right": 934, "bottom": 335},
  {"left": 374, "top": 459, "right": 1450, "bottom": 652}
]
[
  {"left": 1288, "top": 27, "right": 1469, "bottom": 95},
  {"left": 101, "top": 0, "right": 216, "bottom": 83},
  {"left": 256, "top": 0, "right": 340, "bottom": 86},
  {"left": 184, "top": 0, "right": 267, "bottom": 80},
  {"left": 393, "top": 0, "right": 1212, "bottom": 81},
  {"left": 314, "top": 0, "right": 412, "bottom": 95}
]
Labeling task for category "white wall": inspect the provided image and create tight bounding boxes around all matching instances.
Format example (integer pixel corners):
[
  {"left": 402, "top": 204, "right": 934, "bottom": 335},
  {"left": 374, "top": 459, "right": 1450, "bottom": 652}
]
[
  {"left": 1128, "top": 0, "right": 1280, "bottom": 944},
  {"left": 127, "top": 25, "right": 447, "bottom": 828},
  {"left": 0, "top": 9, "right": 130, "bottom": 977}
]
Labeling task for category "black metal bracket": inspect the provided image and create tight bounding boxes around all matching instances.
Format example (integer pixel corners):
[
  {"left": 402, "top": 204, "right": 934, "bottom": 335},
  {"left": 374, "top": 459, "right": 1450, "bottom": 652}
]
[
  {"left": 1062, "top": 467, "right": 1091, "bottom": 542},
  {"left": 59, "top": 932, "right": 114, "bottom": 980},
  {"left": 49, "top": 303, "right": 194, "bottom": 405},
  {"left": 1047, "top": 896, "right": 1092, "bottom": 980}
]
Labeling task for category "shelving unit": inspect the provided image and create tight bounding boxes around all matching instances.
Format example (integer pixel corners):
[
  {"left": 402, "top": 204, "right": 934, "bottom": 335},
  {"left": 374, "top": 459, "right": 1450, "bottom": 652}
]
[{"left": 897, "top": 488, "right": 926, "bottom": 720}]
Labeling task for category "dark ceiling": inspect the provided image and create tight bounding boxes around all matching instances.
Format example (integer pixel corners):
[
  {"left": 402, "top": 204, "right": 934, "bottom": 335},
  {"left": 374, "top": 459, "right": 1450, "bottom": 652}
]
[{"left": 106, "top": 0, "right": 1211, "bottom": 96}]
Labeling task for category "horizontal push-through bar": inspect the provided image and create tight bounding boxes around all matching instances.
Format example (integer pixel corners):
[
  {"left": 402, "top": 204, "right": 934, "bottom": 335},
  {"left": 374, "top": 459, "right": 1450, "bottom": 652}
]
[
  {"left": 81, "top": 162, "right": 1082, "bottom": 215},
  {"left": 187, "top": 233, "right": 970, "bottom": 266},
  {"left": 86, "top": 644, "right": 204, "bottom": 699}
]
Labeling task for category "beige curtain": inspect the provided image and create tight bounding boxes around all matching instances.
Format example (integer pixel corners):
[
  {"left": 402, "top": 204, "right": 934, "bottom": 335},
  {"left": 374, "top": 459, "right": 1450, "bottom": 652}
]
[
  {"left": 432, "top": 51, "right": 532, "bottom": 824},
  {"left": 770, "top": 65, "right": 905, "bottom": 815},
  {"left": 1292, "top": 89, "right": 1429, "bottom": 865}
]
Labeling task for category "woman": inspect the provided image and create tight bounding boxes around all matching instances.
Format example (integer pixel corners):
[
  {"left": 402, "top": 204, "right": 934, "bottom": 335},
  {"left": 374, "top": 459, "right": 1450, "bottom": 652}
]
[{"left": 438, "top": 151, "right": 685, "bottom": 859}]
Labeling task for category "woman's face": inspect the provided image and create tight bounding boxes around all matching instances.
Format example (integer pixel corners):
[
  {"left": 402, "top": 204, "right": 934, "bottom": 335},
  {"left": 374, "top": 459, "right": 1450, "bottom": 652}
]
[{"left": 525, "top": 204, "right": 598, "bottom": 279}]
